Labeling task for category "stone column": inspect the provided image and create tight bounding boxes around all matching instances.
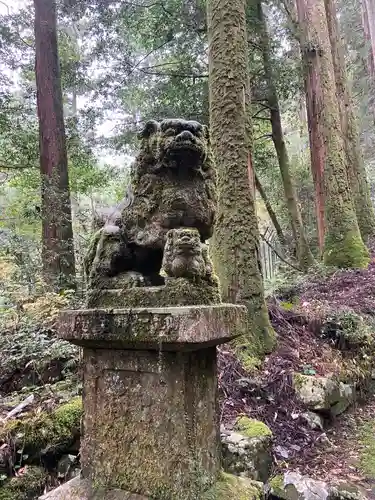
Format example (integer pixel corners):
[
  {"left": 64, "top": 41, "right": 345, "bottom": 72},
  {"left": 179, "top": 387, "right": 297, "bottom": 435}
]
[{"left": 53, "top": 304, "right": 245, "bottom": 499}]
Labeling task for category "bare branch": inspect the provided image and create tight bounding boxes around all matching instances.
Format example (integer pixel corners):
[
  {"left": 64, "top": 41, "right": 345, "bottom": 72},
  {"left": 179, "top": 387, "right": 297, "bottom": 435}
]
[
  {"left": 260, "top": 231, "right": 301, "bottom": 271},
  {"left": 254, "top": 133, "right": 272, "bottom": 141},
  {"left": 0, "top": 163, "right": 35, "bottom": 170}
]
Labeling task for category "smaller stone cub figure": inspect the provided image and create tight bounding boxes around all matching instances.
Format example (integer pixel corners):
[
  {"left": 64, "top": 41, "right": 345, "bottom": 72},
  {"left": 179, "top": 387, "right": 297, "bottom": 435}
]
[{"left": 162, "top": 228, "right": 219, "bottom": 290}]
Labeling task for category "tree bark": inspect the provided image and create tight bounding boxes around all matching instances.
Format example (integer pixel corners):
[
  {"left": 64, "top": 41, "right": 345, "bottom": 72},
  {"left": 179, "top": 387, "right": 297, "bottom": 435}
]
[
  {"left": 256, "top": 0, "right": 314, "bottom": 270},
  {"left": 296, "top": 0, "right": 326, "bottom": 254},
  {"left": 361, "top": 0, "right": 375, "bottom": 78},
  {"left": 34, "top": 0, "right": 76, "bottom": 290},
  {"left": 296, "top": 0, "right": 369, "bottom": 268},
  {"left": 361, "top": 0, "right": 375, "bottom": 121},
  {"left": 325, "top": 0, "right": 375, "bottom": 243},
  {"left": 364, "top": 0, "right": 375, "bottom": 74},
  {"left": 255, "top": 173, "right": 287, "bottom": 247},
  {"left": 207, "top": 0, "right": 276, "bottom": 354}
]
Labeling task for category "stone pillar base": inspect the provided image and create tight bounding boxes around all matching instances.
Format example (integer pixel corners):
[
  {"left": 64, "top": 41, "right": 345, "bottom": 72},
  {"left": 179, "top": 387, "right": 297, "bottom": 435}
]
[{"left": 58, "top": 305, "right": 246, "bottom": 499}]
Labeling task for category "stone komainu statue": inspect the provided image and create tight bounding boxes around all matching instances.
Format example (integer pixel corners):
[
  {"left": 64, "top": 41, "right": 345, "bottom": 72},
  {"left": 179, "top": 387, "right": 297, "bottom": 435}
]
[{"left": 84, "top": 118, "right": 220, "bottom": 307}]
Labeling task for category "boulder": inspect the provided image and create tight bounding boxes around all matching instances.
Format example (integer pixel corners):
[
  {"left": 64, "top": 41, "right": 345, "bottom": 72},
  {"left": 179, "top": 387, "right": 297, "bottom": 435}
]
[
  {"left": 221, "top": 417, "right": 273, "bottom": 483},
  {"left": 293, "top": 374, "right": 354, "bottom": 416},
  {"left": 329, "top": 484, "right": 366, "bottom": 500},
  {"left": 268, "top": 473, "right": 366, "bottom": 500}
]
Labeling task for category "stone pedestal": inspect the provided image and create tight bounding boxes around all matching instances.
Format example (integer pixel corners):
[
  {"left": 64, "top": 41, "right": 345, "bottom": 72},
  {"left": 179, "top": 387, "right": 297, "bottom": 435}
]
[{"left": 57, "top": 305, "right": 246, "bottom": 499}]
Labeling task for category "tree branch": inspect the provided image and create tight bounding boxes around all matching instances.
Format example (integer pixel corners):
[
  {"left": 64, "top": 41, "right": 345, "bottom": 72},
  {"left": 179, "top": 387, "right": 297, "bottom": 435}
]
[
  {"left": 254, "top": 133, "right": 272, "bottom": 141},
  {"left": 124, "top": 1, "right": 173, "bottom": 16},
  {"left": 260, "top": 231, "right": 301, "bottom": 271},
  {"left": 0, "top": 163, "right": 34, "bottom": 170}
]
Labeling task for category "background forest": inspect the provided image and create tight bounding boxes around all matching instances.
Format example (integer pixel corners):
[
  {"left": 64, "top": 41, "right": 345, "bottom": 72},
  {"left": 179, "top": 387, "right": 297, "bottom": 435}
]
[{"left": 2, "top": 0, "right": 375, "bottom": 498}]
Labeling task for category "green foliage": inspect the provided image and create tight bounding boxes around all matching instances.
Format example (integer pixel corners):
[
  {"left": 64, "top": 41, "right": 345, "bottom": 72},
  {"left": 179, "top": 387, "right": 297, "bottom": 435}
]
[
  {"left": 358, "top": 420, "right": 375, "bottom": 478},
  {"left": 0, "top": 397, "right": 82, "bottom": 457},
  {"left": 321, "top": 310, "right": 375, "bottom": 351},
  {"left": 0, "top": 466, "right": 46, "bottom": 500}
]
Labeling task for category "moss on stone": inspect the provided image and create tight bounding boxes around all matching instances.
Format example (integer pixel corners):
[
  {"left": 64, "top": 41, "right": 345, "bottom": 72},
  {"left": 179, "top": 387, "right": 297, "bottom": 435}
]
[
  {"left": 0, "top": 466, "right": 46, "bottom": 500},
  {"left": 237, "top": 351, "right": 262, "bottom": 373},
  {"left": 269, "top": 475, "right": 287, "bottom": 499},
  {"left": 234, "top": 416, "right": 272, "bottom": 438},
  {"left": 0, "top": 397, "right": 82, "bottom": 458},
  {"left": 320, "top": 311, "right": 374, "bottom": 351},
  {"left": 202, "top": 472, "right": 264, "bottom": 499},
  {"left": 88, "top": 277, "right": 221, "bottom": 309}
]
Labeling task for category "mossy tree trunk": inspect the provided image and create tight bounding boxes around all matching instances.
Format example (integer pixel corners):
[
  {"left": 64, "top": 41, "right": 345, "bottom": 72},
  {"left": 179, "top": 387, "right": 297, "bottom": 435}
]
[
  {"left": 34, "top": 0, "right": 76, "bottom": 290},
  {"left": 255, "top": 0, "right": 314, "bottom": 270},
  {"left": 296, "top": 0, "right": 369, "bottom": 268},
  {"left": 324, "top": 0, "right": 375, "bottom": 243},
  {"left": 361, "top": 0, "right": 375, "bottom": 120},
  {"left": 207, "top": 0, "right": 276, "bottom": 355},
  {"left": 255, "top": 173, "right": 287, "bottom": 248}
]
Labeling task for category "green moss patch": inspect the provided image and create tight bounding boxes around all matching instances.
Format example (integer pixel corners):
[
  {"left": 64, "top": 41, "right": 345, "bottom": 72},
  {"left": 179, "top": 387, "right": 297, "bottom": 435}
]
[
  {"left": 358, "top": 420, "right": 375, "bottom": 478},
  {"left": 323, "top": 229, "right": 369, "bottom": 269},
  {"left": 234, "top": 416, "right": 272, "bottom": 438},
  {"left": 0, "top": 466, "right": 46, "bottom": 500},
  {"left": 0, "top": 397, "right": 82, "bottom": 459},
  {"left": 202, "top": 472, "right": 264, "bottom": 499}
]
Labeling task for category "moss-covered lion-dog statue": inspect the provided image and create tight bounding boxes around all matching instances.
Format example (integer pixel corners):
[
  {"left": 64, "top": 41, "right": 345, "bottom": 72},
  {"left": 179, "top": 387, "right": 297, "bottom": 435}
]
[{"left": 84, "top": 119, "right": 220, "bottom": 307}]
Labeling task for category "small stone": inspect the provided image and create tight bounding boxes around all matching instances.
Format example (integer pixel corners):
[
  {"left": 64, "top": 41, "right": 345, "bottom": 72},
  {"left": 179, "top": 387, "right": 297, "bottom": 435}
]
[
  {"left": 221, "top": 427, "right": 273, "bottom": 483},
  {"left": 284, "top": 472, "right": 329, "bottom": 499},
  {"left": 274, "top": 445, "right": 289, "bottom": 459},
  {"left": 235, "top": 377, "right": 265, "bottom": 395},
  {"left": 57, "top": 454, "right": 79, "bottom": 480},
  {"left": 301, "top": 411, "right": 325, "bottom": 431}
]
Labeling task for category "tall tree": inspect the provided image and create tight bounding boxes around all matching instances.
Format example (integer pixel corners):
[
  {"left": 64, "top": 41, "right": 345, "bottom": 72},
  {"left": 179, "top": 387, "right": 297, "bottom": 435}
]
[
  {"left": 207, "top": 0, "right": 276, "bottom": 355},
  {"left": 255, "top": 0, "right": 314, "bottom": 270},
  {"left": 296, "top": 0, "right": 369, "bottom": 268},
  {"left": 325, "top": 0, "right": 375, "bottom": 243},
  {"left": 361, "top": 0, "right": 375, "bottom": 79},
  {"left": 34, "top": 0, "right": 76, "bottom": 289}
]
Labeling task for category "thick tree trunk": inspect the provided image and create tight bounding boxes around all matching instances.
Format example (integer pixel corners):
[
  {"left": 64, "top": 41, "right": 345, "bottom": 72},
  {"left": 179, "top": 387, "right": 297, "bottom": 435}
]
[
  {"left": 297, "top": 0, "right": 326, "bottom": 254},
  {"left": 297, "top": 0, "right": 369, "bottom": 268},
  {"left": 256, "top": 0, "right": 314, "bottom": 270},
  {"left": 255, "top": 173, "right": 287, "bottom": 247},
  {"left": 34, "top": 0, "right": 76, "bottom": 290},
  {"left": 207, "top": 0, "right": 276, "bottom": 354},
  {"left": 325, "top": 0, "right": 375, "bottom": 243}
]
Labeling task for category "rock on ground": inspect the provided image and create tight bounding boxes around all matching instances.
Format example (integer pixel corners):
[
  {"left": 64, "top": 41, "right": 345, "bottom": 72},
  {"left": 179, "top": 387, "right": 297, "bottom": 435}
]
[{"left": 269, "top": 472, "right": 366, "bottom": 500}]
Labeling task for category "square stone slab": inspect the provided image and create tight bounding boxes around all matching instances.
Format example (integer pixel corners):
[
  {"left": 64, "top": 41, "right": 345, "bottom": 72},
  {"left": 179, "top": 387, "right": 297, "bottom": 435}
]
[{"left": 58, "top": 304, "right": 246, "bottom": 351}]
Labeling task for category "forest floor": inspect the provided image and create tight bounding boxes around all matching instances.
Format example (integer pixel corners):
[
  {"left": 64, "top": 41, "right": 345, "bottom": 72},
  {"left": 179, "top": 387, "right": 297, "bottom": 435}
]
[{"left": 219, "top": 244, "right": 375, "bottom": 496}]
